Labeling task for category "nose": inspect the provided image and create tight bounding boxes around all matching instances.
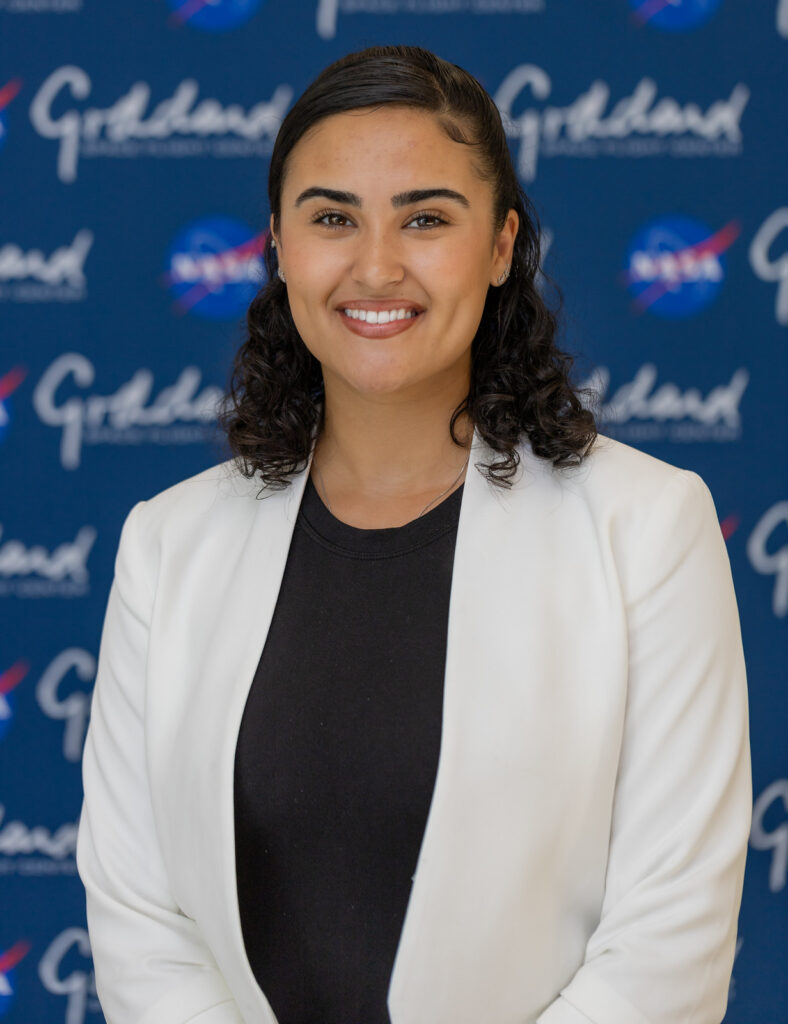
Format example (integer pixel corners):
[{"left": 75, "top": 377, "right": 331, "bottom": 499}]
[{"left": 350, "top": 226, "right": 405, "bottom": 290}]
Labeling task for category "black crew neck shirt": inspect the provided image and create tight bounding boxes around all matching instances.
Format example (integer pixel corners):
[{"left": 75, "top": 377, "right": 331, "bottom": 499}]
[{"left": 233, "top": 474, "right": 463, "bottom": 1024}]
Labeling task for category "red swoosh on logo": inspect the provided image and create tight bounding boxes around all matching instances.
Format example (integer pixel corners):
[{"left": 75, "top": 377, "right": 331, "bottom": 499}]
[
  {"left": 626, "top": 220, "right": 741, "bottom": 313},
  {"left": 167, "top": 0, "right": 216, "bottom": 26},
  {"left": 0, "top": 660, "right": 30, "bottom": 696},
  {"left": 720, "top": 515, "right": 740, "bottom": 541},
  {"left": 165, "top": 232, "right": 267, "bottom": 315},
  {"left": 0, "top": 79, "right": 23, "bottom": 113},
  {"left": 0, "top": 940, "right": 31, "bottom": 974},
  {"left": 632, "top": 0, "right": 679, "bottom": 24},
  {"left": 0, "top": 367, "right": 26, "bottom": 402}
]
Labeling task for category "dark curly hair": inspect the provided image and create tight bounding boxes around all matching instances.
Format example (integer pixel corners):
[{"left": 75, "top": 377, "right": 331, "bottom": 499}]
[{"left": 220, "top": 45, "right": 596, "bottom": 489}]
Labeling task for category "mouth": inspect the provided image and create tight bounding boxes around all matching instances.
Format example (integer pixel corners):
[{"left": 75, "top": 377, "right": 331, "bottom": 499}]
[{"left": 336, "top": 302, "right": 425, "bottom": 338}]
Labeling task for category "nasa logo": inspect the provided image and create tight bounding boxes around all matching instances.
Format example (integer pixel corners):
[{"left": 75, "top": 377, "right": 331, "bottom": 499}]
[
  {"left": 0, "top": 940, "right": 30, "bottom": 1018},
  {"left": 623, "top": 215, "right": 740, "bottom": 317},
  {"left": 0, "top": 367, "right": 26, "bottom": 444},
  {"left": 0, "top": 80, "right": 22, "bottom": 157},
  {"left": 628, "top": 0, "right": 722, "bottom": 32},
  {"left": 0, "top": 661, "right": 29, "bottom": 742},
  {"left": 165, "top": 0, "right": 263, "bottom": 31},
  {"left": 164, "top": 216, "right": 266, "bottom": 319}
]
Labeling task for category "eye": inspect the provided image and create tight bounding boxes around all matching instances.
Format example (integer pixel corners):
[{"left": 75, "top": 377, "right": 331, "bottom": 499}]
[
  {"left": 311, "top": 209, "right": 353, "bottom": 229},
  {"left": 406, "top": 211, "right": 448, "bottom": 229}
]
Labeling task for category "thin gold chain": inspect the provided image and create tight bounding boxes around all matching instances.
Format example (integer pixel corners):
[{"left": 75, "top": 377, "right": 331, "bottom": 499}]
[{"left": 313, "top": 451, "right": 471, "bottom": 520}]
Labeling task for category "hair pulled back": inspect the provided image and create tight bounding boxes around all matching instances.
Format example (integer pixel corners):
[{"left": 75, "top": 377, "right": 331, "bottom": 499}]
[{"left": 220, "top": 45, "right": 596, "bottom": 488}]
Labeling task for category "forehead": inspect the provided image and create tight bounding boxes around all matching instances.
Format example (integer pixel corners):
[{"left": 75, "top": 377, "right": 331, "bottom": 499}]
[{"left": 282, "top": 106, "right": 487, "bottom": 199}]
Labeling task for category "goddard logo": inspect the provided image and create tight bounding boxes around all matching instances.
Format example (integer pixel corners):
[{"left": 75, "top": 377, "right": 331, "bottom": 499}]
[
  {"left": 0, "top": 523, "right": 95, "bottom": 598},
  {"left": 0, "top": 940, "right": 30, "bottom": 1018},
  {"left": 749, "top": 207, "right": 788, "bottom": 325},
  {"left": 750, "top": 779, "right": 788, "bottom": 893},
  {"left": 0, "top": 79, "right": 22, "bottom": 156},
  {"left": 0, "top": 661, "right": 29, "bottom": 742},
  {"left": 628, "top": 0, "right": 722, "bottom": 32},
  {"left": 0, "top": 229, "right": 92, "bottom": 302},
  {"left": 494, "top": 65, "right": 749, "bottom": 182},
  {"left": 581, "top": 363, "right": 748, "bottom": 443},
  {"left": 0, "top": 804, "right": 77, "bottom": 876},
  {"left": 164, "top": 216, "right": 265, "bottom": 319},
  {"left": 29, "top": 66, "right": 293, "bottom": 184},
  {"left": 0, "top": 651, "right": 93, "bottom": 759},
  {"left": 38, "top": 929, "right": 100, "bottom": 1024},
  {"left": 32, "top": 353, "right": 223, "bottom": 469},
  {"left": 746, "top": 501, "right": 788, "bottom": 618},
  {"left": 623, "top": 216, "right": 739, "bottom": 318},
  {"left": 166, "top": 0, "right": 263, "bottom": 31},
  {"left": 0, "top": 367, "right": 26, "bottom": 443},
  {"left": 36, "top": 649, "right": 95, "bottom": 763},
  {"left": 315, "top": 0, "right": 543, "bottom": 40}
]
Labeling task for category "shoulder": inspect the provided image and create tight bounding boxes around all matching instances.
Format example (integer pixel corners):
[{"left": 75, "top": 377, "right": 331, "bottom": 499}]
[
  {"left": 516, "top": 433, "right": 722, "bottom": 597},
  {"left": 114, "top": 458, "right": 272, "bottom": 578}
]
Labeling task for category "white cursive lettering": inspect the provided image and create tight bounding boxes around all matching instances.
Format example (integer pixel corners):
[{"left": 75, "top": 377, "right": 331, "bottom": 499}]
[
  {"left": 493, "top": 65, "right": 749, "bottom": 181},
  {"left": 0, "top": 805, "right": 77, "bottom": 858},
  {"left": 36, "top": 649, "right": 95, "bottom": 763},
  {"left": 0, "top": 524, "right": 95, "bottom": 582},
  {"left": 746, "top": 502, "right": 788, "bottom": 617},
  {"left": 750, "top": 779, "right": 788, "bottom": 892},
  {"left": 32, "top": 352, "right": 222, "bottom": 469},
  {"left": 38, "top": 928, "right": 97, "bottom": 1024},
  {"left": 748, "top": 207, "right": 788, "bottom": 324},
  {"left": 0, "top": 229, "right": 93, "bottom": 286},
  {"left": 29, "top": 65, "right": 293, "bottom": 183}
]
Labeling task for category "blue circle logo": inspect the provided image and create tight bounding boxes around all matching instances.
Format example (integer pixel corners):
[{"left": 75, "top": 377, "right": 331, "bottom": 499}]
[
  {"left": 628, "top": 0, "right": 722, "bottom": 32},
  {"left": 623, "top": 215, "right": 739, "bottom": 318},
  {"left": 164, "top": 216, "right": 266, "bottom": 320},
  {"left": 0, "top": 943, "right": 30, "bottom": 1018},
  {"left": 165, "top": 0, "right": 263, "bottom": 32},
  {"left": 0, "top": 692, "right": 15, "bottom": 742},
  {"left": 0, "top": 368, "right": 26, "bottom": 444}
]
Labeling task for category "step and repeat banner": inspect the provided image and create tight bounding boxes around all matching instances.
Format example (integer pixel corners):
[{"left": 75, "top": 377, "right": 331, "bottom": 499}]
[{"left": 1, "top": 1, "right": 786, "bottom": 1021}]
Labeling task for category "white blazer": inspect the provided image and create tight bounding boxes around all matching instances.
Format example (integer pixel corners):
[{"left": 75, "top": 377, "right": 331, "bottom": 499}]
[{"left": 77, "top": 429, "right": 751, "bottom": 1024}]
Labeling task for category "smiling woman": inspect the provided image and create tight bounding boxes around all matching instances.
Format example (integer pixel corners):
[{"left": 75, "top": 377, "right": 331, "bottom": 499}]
[{"left": 78, "top": 45, "right": 750, "bottom": 1024}]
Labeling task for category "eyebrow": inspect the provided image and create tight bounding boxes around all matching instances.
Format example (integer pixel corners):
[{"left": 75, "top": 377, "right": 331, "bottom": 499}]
[{"left": 293, "top": 187, "right": 470, "bottom": 209}]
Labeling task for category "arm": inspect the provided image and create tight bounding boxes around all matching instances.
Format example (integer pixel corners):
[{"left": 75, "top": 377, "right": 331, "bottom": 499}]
[
  {"left": 537, "top": 469, "right": 752, "bottom": 1024},
  {"left": 77, "top": 502, "right": 245, "bottom": 1024}
]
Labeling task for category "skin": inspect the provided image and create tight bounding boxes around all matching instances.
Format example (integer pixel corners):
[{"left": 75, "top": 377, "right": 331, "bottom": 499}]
[{"left": 271, "top": 105, "right": 518, "bottom": 528}]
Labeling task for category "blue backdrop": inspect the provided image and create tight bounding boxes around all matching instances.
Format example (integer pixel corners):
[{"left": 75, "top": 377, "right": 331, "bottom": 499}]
[{"left": 1, "top": 1, "right": 786, "bottom": 1021}]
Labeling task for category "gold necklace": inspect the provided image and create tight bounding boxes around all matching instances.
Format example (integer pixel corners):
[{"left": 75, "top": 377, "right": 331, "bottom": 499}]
[{"left": 312, "top": 450, "right": 471, "bottom": 520}]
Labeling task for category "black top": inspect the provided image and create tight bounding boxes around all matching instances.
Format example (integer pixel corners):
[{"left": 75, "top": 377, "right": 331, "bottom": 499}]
[{"left": 233, "top": 473, "right": 463, "bottom": 1024}]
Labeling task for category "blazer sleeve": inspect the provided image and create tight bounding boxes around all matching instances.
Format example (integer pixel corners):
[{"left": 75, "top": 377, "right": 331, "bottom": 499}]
[
  {"left": 536, "top": 469, "right": 752, "bottom": 1024},
  {"left": 77, "top": 501, "right": 245, "bottom": 1024}
]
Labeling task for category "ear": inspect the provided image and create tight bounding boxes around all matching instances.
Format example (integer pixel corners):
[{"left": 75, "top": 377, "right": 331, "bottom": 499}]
[
  {"left": 269, "top": 213, "right": 279, "bottom": 250},
  {"left": 490, "top": 209, "right": 519, "bottom": 287}
]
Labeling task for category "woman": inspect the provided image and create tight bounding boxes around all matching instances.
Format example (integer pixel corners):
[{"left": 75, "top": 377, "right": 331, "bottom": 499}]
[{"left": 77, "top": 46, "right": 751, "bottom": 1024}]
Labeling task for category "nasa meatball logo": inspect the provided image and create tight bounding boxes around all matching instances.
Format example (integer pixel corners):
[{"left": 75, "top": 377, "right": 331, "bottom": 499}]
[
  {"left": 0, "top": 941, "right": 31, "bottom": 1018},
  {"left": 164, "top": 216, "right": 266, "bottom": 320},
  {"left": 628, "top": 0, "right": 723, "bottom": 32},
  {"left": 165, "top": 0, "right": 264, "bottom": 31},
  {"left": 623, "top": 215, "right": 740, "bottom": 318},
  {"left": 0, "top": 367, "right": 26, "bottom": 444},
  {"left": 0, "top": 80, "right": 22, "bottom": 156},
  {"left": 0, "top": 662, "right": 28, "bottom": 742}
]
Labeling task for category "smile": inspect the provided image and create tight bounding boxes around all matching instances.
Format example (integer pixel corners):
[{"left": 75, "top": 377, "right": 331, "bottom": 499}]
[{"left": 337, "top": 306, "right": 424, "bottom": 338}]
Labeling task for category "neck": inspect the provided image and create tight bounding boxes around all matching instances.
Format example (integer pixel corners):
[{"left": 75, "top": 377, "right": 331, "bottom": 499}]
[{"left": 311, "top": 376, "right": 474, "bottom": 528}]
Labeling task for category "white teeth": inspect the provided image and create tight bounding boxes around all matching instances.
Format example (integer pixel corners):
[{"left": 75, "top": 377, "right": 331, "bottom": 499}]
[{"left": 343, "top": 308, "right": 419, "bottom": 323}]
